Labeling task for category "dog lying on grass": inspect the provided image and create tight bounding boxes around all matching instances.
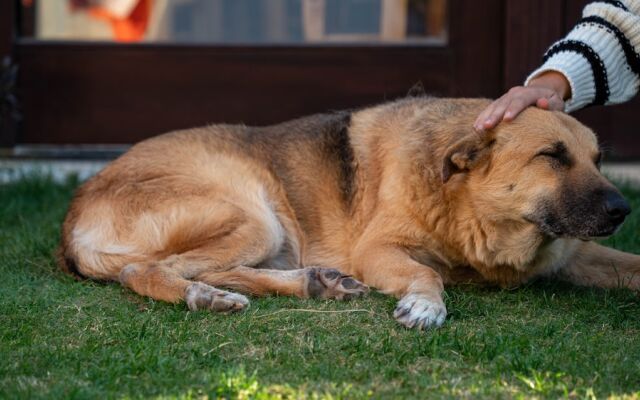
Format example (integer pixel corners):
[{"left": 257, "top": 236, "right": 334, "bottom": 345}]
[{"left": 59, "top": 97, "right": 640, "bottom": 329}]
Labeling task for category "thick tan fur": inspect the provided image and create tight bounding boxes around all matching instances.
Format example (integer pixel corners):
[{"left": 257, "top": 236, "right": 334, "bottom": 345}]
[{"left": 59, "top": 97, "right": 640, "bottom": 329}]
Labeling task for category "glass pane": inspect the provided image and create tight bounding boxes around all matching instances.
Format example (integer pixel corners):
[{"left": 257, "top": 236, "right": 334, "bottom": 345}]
[{"left": 24, "top": 0, "right": 448, "bottom": 45}]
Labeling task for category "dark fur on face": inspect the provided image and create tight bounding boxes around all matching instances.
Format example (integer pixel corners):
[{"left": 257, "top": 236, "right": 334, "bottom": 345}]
[{"left": 526, "top": 175, "right": 630, "bottom": 239}]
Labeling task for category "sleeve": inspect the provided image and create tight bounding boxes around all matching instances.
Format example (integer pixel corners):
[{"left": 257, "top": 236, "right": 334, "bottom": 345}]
[{"left": 524, "top": 0, "right": 640, "bottom": 112}]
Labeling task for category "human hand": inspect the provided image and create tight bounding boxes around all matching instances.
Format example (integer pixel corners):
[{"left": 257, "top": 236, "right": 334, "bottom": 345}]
[{"left": 473, "top": 71, "right": 570, "bottom": 133}]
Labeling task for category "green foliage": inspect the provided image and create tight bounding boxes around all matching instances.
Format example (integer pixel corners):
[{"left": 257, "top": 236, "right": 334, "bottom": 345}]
[{"left": 1, "top": 175, "right": 639, "bottom": 399}]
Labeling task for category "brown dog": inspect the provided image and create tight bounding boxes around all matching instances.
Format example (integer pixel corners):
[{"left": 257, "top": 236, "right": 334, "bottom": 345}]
[{"left": 59, "top": 97, "right": 640, "bottom": 329}]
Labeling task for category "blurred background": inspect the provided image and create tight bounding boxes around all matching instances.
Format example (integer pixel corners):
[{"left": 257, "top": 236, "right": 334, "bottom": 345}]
[
  {"left": 1, "top": 0, "right": 639, "bottom": 167},
  {"left": 34, "top": 0, "right": 447, "bottom": 44}
]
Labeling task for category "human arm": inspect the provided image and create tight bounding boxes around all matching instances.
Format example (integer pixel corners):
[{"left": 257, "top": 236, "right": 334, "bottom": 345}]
[{"left": 475, "top": 0, "right": 640, "bottom": 132}]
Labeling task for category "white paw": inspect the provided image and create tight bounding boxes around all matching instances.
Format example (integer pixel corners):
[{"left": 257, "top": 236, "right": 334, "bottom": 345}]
[
  {"left": 185, "top": 282, "right": 249, "bottom": 312},
  {"left": 393, "top": 293, "right": 447, "bottom": 329}
]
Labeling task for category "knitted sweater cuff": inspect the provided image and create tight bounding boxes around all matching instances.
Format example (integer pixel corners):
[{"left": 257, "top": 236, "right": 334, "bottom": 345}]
[{"left": 525, "top": 52, "right": 595, "bottom": 113}]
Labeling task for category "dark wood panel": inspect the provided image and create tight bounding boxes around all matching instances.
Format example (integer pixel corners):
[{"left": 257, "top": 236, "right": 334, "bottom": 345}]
[
  {"left": 572, "top": 98, "right": 640, "bottom": 161},
  {"left": 0, "top": 0, "right": 15, "bottom": 58},
  {"left": 449, "top": 0, "right": 504, "bottom": 97},
  {"left": 564, "top": 0, "right": 589, "bottom": 28},
  {"left": 0, "top": 0, "right": 17, "bottom": 146},
  {"left": 503, "top": 0, "right": 565, "bottom": 88},
  {"left": 17, "top": 0, "right": 36, "bottom": 38},
  {"left": 16, "top": 43, "right": 453, "bottom": 144}
]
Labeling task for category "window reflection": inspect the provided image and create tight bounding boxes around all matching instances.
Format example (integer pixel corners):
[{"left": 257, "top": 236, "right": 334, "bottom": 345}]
[{"left": 28, "top": 0, "right": 448, "bottom": 44}]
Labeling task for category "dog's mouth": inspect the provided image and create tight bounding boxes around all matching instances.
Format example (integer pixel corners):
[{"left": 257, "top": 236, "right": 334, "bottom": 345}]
[
  {"left": 523, "top": 214, "right": 624, "bottom": 240},
  {"left": 523, "top": 215, "right": 563, "bottom": 238},
  {"left": 580, "top": 224, "right": 624, "bottom": 240}
]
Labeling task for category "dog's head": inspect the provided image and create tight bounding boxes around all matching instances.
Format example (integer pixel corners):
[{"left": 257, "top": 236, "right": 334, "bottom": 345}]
[{"left": 442, "top": 106, "right": 629, "bottom": 240}]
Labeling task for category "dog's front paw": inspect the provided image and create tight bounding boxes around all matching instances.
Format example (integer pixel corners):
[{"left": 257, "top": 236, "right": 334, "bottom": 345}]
[
  {"left": 393, "top": 293, "right": 446, "bottom": 329},
  {"left": 305, "top": 267, "right": 369, "bottom": 300}
]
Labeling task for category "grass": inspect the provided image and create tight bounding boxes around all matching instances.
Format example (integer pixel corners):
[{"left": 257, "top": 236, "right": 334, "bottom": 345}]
[{"left": 1, "top": 175, "right": 639, "bottom": 399}]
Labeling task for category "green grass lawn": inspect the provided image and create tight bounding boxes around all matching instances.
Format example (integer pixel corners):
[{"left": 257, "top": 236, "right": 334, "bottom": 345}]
[{"left": 1, "top": 175, "right": 639, "bottom": 399}]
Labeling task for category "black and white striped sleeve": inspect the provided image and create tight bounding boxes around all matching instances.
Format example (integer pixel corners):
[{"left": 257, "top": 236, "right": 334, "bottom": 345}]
[{"left": 524, "top": 0, "right": 640, "bottom": 112}]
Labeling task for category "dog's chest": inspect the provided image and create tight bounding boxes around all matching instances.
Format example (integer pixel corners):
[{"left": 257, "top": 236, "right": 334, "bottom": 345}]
[{"left": 407, "top": 237, "right": 577, "bottom": 287}]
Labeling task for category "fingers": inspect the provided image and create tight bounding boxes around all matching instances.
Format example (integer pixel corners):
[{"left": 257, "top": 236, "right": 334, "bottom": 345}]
[
  {"left": 545, "top": 93, "right": 565, "bottom": 111},
  {"left": 474, "top": 86, "right": 565, "bottom": 133},
  {"left": 473, "top": 96, "right": 506, "bottom": 132},
  {"left": 473, "top": 87, "right": 530, "bottom": 132},
  {"left": 503, "top": 96, "right": 533, "bottom": 121},
  {"left": 536, "top": 97, "right": 550, "bottom": 109}
]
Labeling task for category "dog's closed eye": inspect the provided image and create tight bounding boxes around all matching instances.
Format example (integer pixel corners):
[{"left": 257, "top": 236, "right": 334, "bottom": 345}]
[
  {"left": 594, "top": 152, "right": 602, "bottom": 169},
  {"left": 535, "top": 141, "right": 572, "bottom": 167}
]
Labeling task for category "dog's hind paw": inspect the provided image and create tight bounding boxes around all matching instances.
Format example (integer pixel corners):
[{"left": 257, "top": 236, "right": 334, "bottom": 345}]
[
  {"left": 393, "top": 293, "right": 446, "bottom": 330},
  {"left": 305, "top": 267, "right": 369, "bottom": 300},
  {"left": 185, "top": 282, "right": 249, "bottom": 312}
]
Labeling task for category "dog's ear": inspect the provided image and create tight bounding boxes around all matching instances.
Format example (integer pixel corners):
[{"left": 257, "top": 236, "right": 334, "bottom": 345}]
[
  {"left": 442, "top": 135, "right": 495, "bottom": 183},
  {"left": 407, "top": 81, "right": 426, "bottom": 98}
]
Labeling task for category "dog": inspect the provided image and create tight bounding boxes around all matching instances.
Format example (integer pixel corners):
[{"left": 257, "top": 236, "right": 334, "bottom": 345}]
[{"left": 58, "top": 96, "right": 640, "bottom": 330}]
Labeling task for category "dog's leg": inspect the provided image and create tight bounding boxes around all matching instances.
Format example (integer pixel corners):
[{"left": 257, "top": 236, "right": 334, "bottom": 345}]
[
  {"left": 557, "top": 241, "right": 640, "bottom": 290},
  {"left": 119, "top": 261, "right": 249, "bottom": 312},
  {"left": 119, "top": 204, "right": 368, "bottom": 310},
  {"left": 118, "top": 209, "right": 286, "bottom": 312},
  {"left": 195, "top": 266, "right": 369, "bottom": 299},
  {"left": 352, "top": 243, "right": 446, "bottom": 329}
]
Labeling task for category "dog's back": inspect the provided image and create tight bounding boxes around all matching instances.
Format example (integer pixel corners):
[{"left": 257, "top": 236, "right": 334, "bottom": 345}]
[{"left": 58, "top": 108, "right": 370, "bottom": 282}]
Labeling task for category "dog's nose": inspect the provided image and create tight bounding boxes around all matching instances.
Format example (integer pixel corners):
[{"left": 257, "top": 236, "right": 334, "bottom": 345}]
[{"left": 603, "top": 190, "right": 631, "bottom": 222}]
